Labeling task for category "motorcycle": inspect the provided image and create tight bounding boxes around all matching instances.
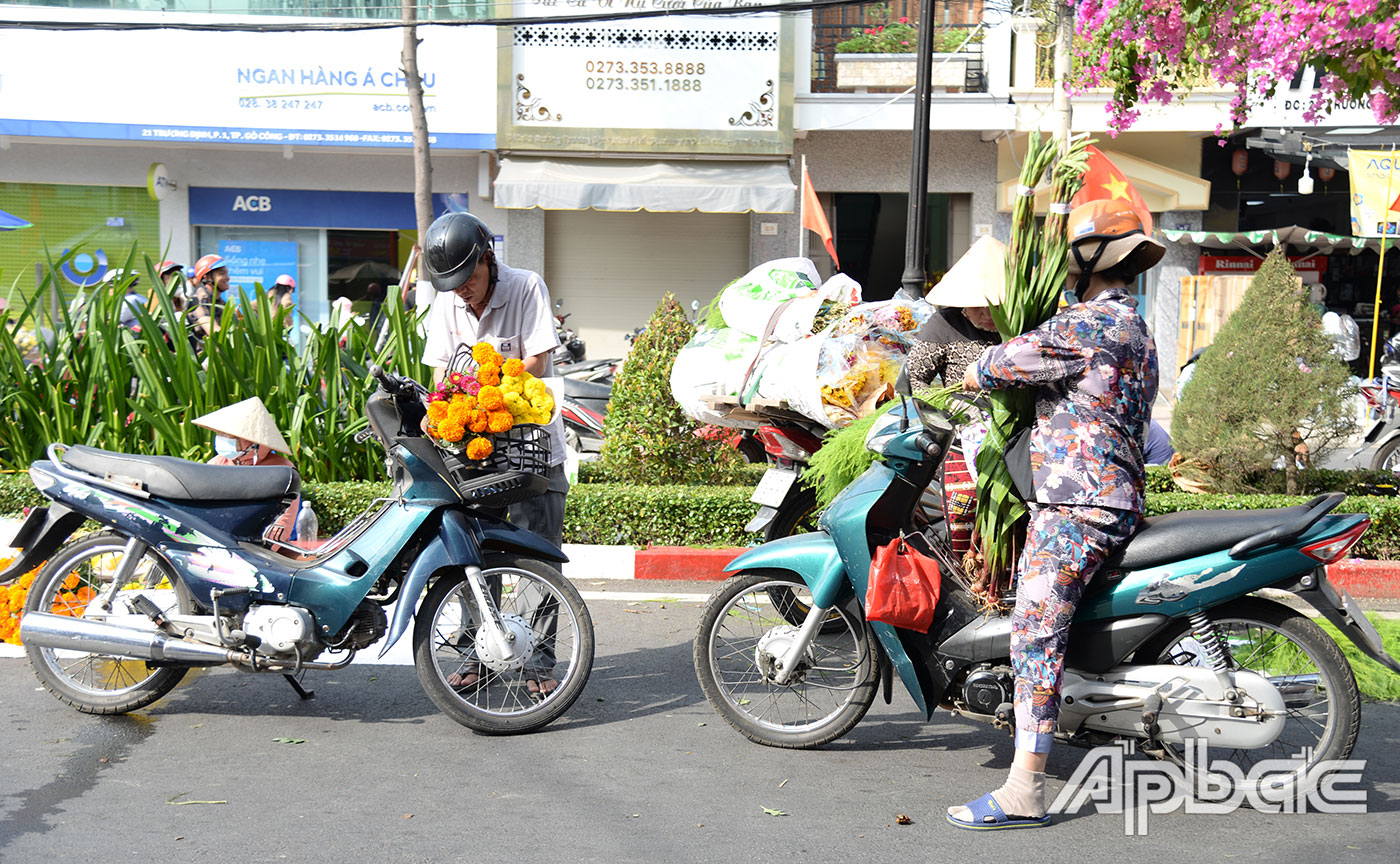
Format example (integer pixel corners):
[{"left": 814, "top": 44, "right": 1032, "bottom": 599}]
[
  {"left": 1346, "top": 334, "right": 1400, "bottom": 473},
  {"left": 693, "top": 389, "right": 1399, "bottom": 797},
  {"left": 10, "top": 365, "right": 594, "bottom": 734},
  {"left": 552, "top": 300, "right": 587, "bottom": 366},
  {"left": 562, "top": 379, "right": 609, "bottom": 454}
]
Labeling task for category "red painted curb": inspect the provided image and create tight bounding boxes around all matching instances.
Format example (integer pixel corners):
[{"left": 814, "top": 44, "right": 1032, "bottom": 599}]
[
  {"left": 1327, "top": 561, "right": 1400, "bottom": 601},
  {"left": 634, "top": 546, "right": 745, "bottom": 581}
]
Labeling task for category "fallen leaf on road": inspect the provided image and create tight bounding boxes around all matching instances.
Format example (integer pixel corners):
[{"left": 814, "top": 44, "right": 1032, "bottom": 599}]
[
  {"left": 778, "top": 779, "right": 789, "bottom": 789},
  {"left": 895, "top": 814, "right": 912, "bottom": 825},
  {"left": 403, "top": 814, "right": 414, "bottom": 819},
  {"left": 761, "top": 807, "right": 788, "bottom": 817},
  {"left": 272, "top": 737, "right": 306, "bottom": 744},
  {"left": 174, "top": 836, "right": 184, "bottom": 841},
  {"left": 697, "top": 722, "right": 706, "bottom": 726}
]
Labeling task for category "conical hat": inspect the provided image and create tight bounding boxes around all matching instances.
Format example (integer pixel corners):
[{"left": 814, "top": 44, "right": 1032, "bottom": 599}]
[
  {"left": 926, "top": 236, "right": 1007, "bottom": 307},
  {"left": 193, "top": 397, "right": 291, "bottom": 454}
]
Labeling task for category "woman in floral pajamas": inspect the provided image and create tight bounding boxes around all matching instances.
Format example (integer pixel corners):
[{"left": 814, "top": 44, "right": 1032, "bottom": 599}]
[{"left": 947, "top": 200, "right": 1164, "bottom": 830}]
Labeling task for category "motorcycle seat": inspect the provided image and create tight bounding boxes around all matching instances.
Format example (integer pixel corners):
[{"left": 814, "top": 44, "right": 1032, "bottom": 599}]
[
  {"left": 1102, "top": 504, "right": 1312, "bottom": 573},
  {"left": 564, "top": 377, "right": 612, "bottom": 401},
  {"left": 65, "top": 445, "right": 300, "bottom": 502}
]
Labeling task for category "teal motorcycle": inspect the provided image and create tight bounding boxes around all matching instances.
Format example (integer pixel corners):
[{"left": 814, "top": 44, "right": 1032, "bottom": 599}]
[
  {"left": 694, "top": 393, "right": 1400, "bottom": 796},
  {"left": 10, "top": 366, "right": 592, "bottom": 734}
]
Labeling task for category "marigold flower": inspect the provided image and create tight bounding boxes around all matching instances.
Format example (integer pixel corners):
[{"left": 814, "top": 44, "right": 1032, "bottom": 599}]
[
  {"left": 477, "top": 363, "right": 501, "bottom": 387},
  {"left": 438, "top": 420, "right": 466, "bottom": 443},
  {"left": 502, "top": 358, "right": 525, "bottom": 377},
  {"left": 503, "top": 392, "right": 530, "bottom": 418},
  {"left": 468, "top": 410, "right": 490, "bottom": 433},
  {"left": 500, "top": 374, "right": 524, "bottom": 395},
  {"left": 478, "top": 385, "right": 505, "bottom": 412},
  {"left": 62, "top": 573, "right": 80, "bottom": 590},
  {"left": 466, "top": 437, "right": 494, "bottom": 460},
  {"left": 487, "top": 410, "right": 514, "bottom": 434},
  {"left": 471, "top": 342, "right": 495, "bottom": 365},
  {"left": 447, "top": 403, "right": 471, "bottom": 426},
  {"left": 427, "top": 401, "right": 449, "bottom": 423}
]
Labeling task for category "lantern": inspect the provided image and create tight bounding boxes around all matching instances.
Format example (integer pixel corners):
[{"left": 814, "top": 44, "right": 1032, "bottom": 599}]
[
  {"left": 1231, "top": 149, "right": 1248, "bottom": 176},
  {"left": 1319, "top": 166, "right": 1336, "bottom": 182},
  {"left": 1274, "top": 159, "right": 1291, "bottom": 180}
]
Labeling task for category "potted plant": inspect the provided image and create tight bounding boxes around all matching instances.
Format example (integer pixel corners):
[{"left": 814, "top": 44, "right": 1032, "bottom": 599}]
[{"left": 832, "top": 5, "right": 982, "bottom": 91}]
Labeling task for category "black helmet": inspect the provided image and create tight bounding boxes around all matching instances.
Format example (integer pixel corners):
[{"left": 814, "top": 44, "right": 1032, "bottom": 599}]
[{"left": 423, "top": 212, "right": 494, "bottom": 293}]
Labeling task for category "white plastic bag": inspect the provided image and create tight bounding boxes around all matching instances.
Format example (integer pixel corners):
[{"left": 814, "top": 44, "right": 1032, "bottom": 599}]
[
  {"left": 717, "top": 258, "right": 821, "bottom": 338},
  {"left": 669, "top": 327, "right": 761, "bottom": 426}
]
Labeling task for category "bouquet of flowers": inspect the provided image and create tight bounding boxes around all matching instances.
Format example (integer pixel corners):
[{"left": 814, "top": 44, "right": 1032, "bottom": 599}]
[{"left": 425, "top": 341, "right": 556, "bottom": 461}]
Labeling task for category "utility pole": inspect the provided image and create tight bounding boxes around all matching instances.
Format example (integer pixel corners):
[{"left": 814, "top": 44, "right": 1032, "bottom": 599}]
[
  {"left": 899, "top": 0, "right": 939, "bottom": 300},
  {"left": 402, "top": 1, "right": 434, "bottom": 242},
  {"left": 1052, "top": 0, "right": 1073, "bottom": 150}
]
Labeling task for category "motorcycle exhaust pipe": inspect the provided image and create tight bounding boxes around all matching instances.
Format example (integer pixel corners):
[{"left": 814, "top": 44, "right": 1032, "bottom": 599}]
[{"left": 20, "top": 611, "right": 236, "bottom": 666}]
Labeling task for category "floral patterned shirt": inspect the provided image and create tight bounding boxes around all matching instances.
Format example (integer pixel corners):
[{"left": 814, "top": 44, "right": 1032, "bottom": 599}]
[{"left": 973, "top": 287, "right": 1158, "bottom": 512}]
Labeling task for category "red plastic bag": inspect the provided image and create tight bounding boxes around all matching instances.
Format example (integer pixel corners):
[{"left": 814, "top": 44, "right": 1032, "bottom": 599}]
[{"left": 865, "top": 537, "right": 942, "bottom": 633}]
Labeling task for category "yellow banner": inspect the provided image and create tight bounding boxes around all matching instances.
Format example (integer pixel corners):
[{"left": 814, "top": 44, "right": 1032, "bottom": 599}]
[{"left": 1349, "top": 148, "right": 1400, "bottom": 237}]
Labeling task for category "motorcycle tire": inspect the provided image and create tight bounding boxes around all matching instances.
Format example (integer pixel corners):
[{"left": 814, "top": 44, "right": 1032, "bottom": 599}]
[
  {"left": 24, "top": 531, "right": 194, "bottom": 715},
  {"left": 1370, "top": 437, "right": 1400, "bottom": 474},
  {"left": 695, "top": 570, "right": 880, "bottom": 749},
  {"left": 1133, "top": 596, "right": 1361, "bottom": 800},
  {"left": 413, "top": 554, "right": 594, "bottom": 734}
]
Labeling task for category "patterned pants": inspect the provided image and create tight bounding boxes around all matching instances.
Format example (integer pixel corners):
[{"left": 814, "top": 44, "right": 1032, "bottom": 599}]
[
  {"left": 1010, "top": 504, "right": 1139, "bottom": 753},
  {"left": 940, "top": 445, "right": 976, "bottom": 558}
]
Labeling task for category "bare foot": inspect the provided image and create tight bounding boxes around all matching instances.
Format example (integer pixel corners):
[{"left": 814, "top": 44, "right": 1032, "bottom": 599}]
[
  {"left": 525, "top": 676, "right": 559, "bottom": 697},
  {"left": 447, "top": 665, "right": 484, "bottom": 689}
]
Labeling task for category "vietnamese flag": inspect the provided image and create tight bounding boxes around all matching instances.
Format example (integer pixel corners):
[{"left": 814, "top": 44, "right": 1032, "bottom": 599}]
[
  {"left": 1071, "top": 145, "right": 1153, "bottom": 235},
  {"left": 802, "top": 168, "right": 840, "bottom": 269}
]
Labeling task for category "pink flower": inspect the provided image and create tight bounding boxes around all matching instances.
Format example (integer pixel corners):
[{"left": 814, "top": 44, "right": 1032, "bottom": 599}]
[
  {"left": 465, "top": 380, "right": 481, "bottom": 396},
  {"left": 899, "top": 16, "right": 908, "bottom": 23}
]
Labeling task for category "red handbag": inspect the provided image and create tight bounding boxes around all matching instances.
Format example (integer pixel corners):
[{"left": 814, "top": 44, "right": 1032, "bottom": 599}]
[{"left": 865, "top": 537, "right": 942, "bottom": 633}]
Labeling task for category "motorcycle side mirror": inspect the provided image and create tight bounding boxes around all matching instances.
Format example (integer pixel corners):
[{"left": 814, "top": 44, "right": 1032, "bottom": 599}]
[
  {"left": 555, "top": 299, "right": 563, "bottom": 309},
  {"left": 690, "top": 300, "right": 700, "bottom": 312},
  {"left": 894, "top": 368, "right": 912, "bottom": 397}
]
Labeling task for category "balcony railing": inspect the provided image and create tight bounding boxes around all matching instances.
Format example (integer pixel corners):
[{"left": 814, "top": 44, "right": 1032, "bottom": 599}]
[
  {"left": 812, "top": 1, "right": 987, "bottom": 94},
  {"left": 5, "top": 0, "right": 493, "bottom": 20}
]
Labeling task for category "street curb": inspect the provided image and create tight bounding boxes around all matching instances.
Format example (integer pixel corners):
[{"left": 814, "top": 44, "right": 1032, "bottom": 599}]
[
  {"left": 1327, "top": 561, "right": 1400, "bottom": 600},
  {"left": 634, "top": 546, "right": 742, "bottom": 582}
]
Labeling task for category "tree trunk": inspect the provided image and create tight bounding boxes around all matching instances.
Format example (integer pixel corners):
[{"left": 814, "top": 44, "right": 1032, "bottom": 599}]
[
  {"left": 402, "top": 1, "right": 433, "bottom": 242},
  {"left": 1285, "top": 434, "right": 1300, "bottom": 495}
]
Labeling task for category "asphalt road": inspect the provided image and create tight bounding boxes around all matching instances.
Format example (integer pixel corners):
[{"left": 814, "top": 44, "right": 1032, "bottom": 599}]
[{"left": 2, "top": 581, "right": 1398, "bottom": 864}]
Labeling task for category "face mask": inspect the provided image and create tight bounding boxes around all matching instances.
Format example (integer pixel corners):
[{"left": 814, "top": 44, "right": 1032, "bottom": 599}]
[{"left": 214, "top": 435, "right": 242, "bottom": 460}]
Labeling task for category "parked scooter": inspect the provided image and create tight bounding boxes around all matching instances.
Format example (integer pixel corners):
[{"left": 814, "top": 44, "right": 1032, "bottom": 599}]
[
  {"left": 562, "top": 378, "right": 609, "bottom": 453},
  {"left": 1346, "top": 334, "right": 1400, "bottom": 473},
  {"left": 694, "top": 388, "right": 1398, "bottom": 797},
  {"left": 11, "top": 365, "right": 594, "bottom": 734},
  {"left": 552, "top": 299, "right": 586, "bottom": 366}
]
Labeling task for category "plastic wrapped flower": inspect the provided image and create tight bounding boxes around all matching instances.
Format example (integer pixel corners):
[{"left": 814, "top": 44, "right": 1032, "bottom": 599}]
[
  {"left": 478, "top": 385, "right": 505, "bottom": 412},
  {"left": 503, "top": 358, "right": 525, "bottom": 377},
  {"left": 466, "top": 437, "right": 494, "bottom": 460},
  {"left": 487, "top": 410, "right": 514, "bottom": 434},
  {"left": 477, "top": 363, "right": 501, "bottom": 387}
]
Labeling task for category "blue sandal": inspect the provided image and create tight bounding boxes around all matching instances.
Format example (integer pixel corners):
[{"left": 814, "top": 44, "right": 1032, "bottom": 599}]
[{"left": 946, "top": 793, "right": 1051, "bottom": 831}]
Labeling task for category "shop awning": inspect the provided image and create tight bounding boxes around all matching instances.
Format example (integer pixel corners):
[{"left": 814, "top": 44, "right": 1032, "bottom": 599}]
[
  {"left": 493, "top": 157, "right": 795, "bottom": 214},
  {"left": 1162, "top": 226, "right": 1383, "bottom": 255},
  {"left": 997, "top": 148, "right": 1212, "bottom": 213}
]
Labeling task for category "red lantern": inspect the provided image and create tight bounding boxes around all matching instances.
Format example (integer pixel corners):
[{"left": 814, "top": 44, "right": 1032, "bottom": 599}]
[
  {"left": 1274, "top": 159, "right": 1292, "bottom": 180},
  {"left": 1231, "top": 149, "right": 1248, "bottom": 176},
  {"left": 1318, "top": 166, "right": 1336, "bottom": 182}
]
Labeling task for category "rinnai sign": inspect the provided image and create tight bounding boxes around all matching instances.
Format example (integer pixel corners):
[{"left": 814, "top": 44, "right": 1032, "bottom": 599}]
[
  {"left": 1201, "top": 255, "right": 1325, "bottom": 274},
  {"left": 0, "top": 18, "right": 495, "bottom": 149},
  {"left": 498, "top": 0, "right": 794, "bottom": 155}
]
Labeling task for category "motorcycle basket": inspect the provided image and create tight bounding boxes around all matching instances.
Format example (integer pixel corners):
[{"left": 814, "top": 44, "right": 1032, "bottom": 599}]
[{"left": 440, "top": 424, "right": 551, "bottom": 507}]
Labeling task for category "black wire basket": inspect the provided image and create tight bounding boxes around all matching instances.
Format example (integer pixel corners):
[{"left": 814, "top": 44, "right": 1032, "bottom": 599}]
[{"left": 440, "top": 424, "right": 551, "bottom": 507}]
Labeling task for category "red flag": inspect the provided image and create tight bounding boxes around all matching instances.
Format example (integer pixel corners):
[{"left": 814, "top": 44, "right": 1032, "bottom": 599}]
[
  {"left": 1071, "top": 145, "right": 1154, "bottom": 235},
  {"left": 1390, "top": 191, "right": 1400, "bottom": 214},
  {"left": 802, "top": 168, "right": 840, "bottom": 269}
]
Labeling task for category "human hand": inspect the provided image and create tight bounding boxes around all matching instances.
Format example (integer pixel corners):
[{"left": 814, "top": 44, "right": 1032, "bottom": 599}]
[{"left": 961, "top": 364, "right": 981, "bottom": 392}]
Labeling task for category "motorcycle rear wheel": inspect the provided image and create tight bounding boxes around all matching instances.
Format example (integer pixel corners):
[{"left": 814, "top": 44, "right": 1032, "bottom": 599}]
[
  {"left": 695, "top": 571, "right": 880, "bottom": 749},
  {"left": 1135, "top": 596, "right": 1360, "bottom": 800},
  {"left": 24, "top": 532, "right": 193, "bottom": 715},
  {"left": 1370, "top": 436, "right": 1400, "bottom": 474},
  {"left": 413, "top": 555, "right": 594, "bottom": 734}
]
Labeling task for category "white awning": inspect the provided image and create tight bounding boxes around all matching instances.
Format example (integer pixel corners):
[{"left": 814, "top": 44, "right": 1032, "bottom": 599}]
[
  {"left": 1162, "top": 226, "right": 1383, "bottom": 255},
  {"left": 493, "top": 157, "right": 795, "bottom": 214}
]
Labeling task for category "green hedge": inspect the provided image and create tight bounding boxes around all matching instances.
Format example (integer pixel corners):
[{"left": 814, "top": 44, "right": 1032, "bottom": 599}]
[
  {"left": 577, "top": 461, "right": 766, "bottom": 487},
  {"left": 4, "top": 471, "right": 1397, "bottom": 556}
]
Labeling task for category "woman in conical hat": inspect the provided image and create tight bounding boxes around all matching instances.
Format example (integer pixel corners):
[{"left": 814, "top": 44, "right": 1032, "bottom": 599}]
[
  {"left": 904, "top": 236, "right": 1007, "bottom": 566},
  {"left": 194, "top": 397, "right": 302, "bottom": 544}
]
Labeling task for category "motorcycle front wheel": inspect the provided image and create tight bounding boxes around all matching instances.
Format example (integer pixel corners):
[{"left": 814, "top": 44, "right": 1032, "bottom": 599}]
[
  {"left": 24, "top": 531, "right": 193, "bottom": 715},
  {"left": 1136, "top": 596, "right": 1361, "bottom": 800},
  {"left": 413, "top": 555, "right": 594, "bottom": 734},
  {"left": 694, "top": 571, "right": 880, "bottom": 749}
]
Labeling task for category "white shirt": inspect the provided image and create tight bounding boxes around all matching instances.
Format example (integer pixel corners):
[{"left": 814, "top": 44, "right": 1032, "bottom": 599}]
[{"left": 422, "top": 262, "right": 565, "bottom": 466}]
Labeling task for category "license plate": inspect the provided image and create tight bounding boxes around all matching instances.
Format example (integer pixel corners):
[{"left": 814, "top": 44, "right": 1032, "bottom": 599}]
[{"left": 751, "top": 467, "right": 799, "bottom": 507}]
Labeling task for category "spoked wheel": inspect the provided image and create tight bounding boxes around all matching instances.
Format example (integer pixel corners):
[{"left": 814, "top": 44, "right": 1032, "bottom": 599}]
[
  {"left": 1137, "top": 597, "right": 1361, "bottom": 800},
  {"left": 413, "top": 555, "right": 594, "bottom": 734},
  {"left": 24, "top": 532, "right": 193, "bottom": 714},
  {"left": 1370, "top": 437, "right": 1400, "bottom": 474},
  {"left": 695, "top": 571, "right": 880, "bottom": 749}
]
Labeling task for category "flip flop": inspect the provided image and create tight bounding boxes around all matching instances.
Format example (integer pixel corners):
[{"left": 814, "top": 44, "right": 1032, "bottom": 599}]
[
  {"left": 447, "top": 664, "right": 488, "bottom": 692},
  {"left": 945, "top": 793, "right": 1051, "bottom": 831},
  {"left": 524, "top": 674, "right": 559, "bottom": 703}
]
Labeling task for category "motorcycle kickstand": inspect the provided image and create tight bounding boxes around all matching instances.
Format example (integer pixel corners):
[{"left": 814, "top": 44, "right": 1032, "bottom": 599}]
[{"left": 283, "top": 673, "right": 315, "bottom": 700}]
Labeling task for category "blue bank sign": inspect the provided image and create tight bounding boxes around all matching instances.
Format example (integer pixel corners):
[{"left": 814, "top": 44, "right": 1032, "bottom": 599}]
[{"left": 189, "top": 187, "right": 465, "bottom": 230}]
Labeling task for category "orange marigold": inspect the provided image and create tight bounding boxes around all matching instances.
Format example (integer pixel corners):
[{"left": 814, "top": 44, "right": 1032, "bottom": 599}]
[
  {"left": 468, "top": 409, "right": 490, "bottom": 433},
  {"left": 438, "top": 420, "right": 466, "bottom": 443},
  {"left": 446, "top": 403, "right": 471, "bottom": 426},
  {"left": 502, "top": 358, "right": 525, "bottom": 377},
  {"left": 427, "top": 401, "right": 449, "bottom": 423},
  {"left": 62, "top": 573, "right": 80, "bottom": 590},
  {"left": 476, "top": 363, "right": 501, "bottom": 386},
  {"left": 471, "top": 342, "right": 496, "bottom": 365},
  {"left": 487, "top": 410, "right": 514, "bottom": 434},
  {"left": 466, "top": 436, "right": 494, "bottom": 460},
  {"left": 478, "top": 385, "right": 505, "bottom": 412}
]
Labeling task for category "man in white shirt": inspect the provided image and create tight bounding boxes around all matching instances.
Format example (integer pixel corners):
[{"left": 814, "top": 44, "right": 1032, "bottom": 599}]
[{"left": 421, "top": 211, "right": 569, "bottom": 551}]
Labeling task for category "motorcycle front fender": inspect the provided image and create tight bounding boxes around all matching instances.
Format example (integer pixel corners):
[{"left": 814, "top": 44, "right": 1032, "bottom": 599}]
[
  {"left": 0, "top": 504, "right": 86, "bottom": 584},
  {"left": 724, "top": 533, "right": 851, "bottom": 610}
]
